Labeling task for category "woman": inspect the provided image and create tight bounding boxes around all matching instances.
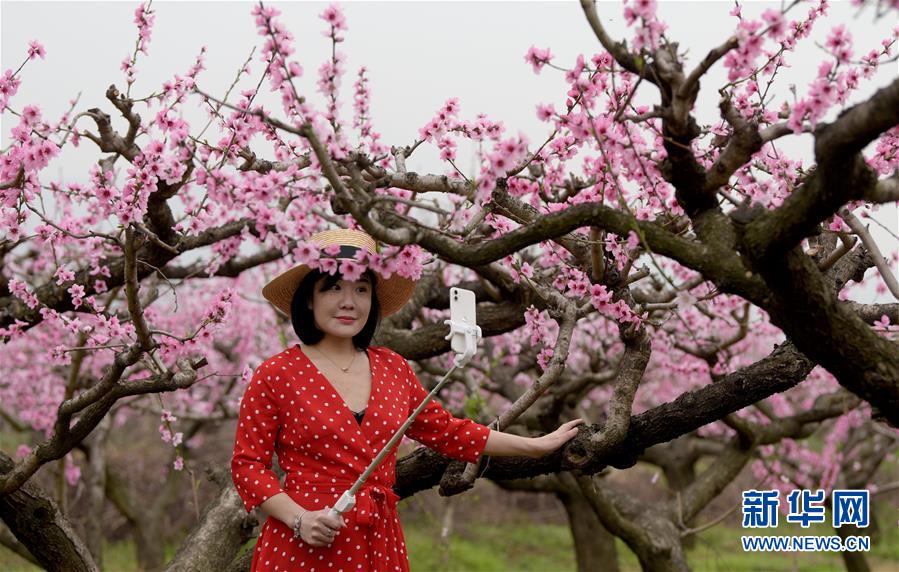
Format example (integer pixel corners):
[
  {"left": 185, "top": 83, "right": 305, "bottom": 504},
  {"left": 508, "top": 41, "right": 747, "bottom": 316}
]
[{"left": 232, "top": 229, "right": 583, "bottom": 571}]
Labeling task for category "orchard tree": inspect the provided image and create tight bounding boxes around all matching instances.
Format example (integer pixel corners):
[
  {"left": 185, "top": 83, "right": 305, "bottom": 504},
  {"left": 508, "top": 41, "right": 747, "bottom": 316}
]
[{"left": 1, "top": 1, "right": 898, "bottom": 571}]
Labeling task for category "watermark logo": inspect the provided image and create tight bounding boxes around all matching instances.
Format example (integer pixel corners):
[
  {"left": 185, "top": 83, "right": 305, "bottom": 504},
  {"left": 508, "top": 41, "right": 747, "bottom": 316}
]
[
  {"left": 740, "top": 489, "right": 871, "bottom": 552},
  {"left": 742, "top": 489, "right": 780, "bottom": 528},
  {"left": 832, "top": 490, "right": 869, "bottom": 528},
  {"left": 786, "top": 489, "right": 826, "bottom": 528}
]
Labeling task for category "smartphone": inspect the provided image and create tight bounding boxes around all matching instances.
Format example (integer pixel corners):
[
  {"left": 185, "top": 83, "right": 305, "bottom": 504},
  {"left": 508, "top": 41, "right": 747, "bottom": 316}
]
[{"left": 449, "top": 287, "right": 477, "bottom": 353}]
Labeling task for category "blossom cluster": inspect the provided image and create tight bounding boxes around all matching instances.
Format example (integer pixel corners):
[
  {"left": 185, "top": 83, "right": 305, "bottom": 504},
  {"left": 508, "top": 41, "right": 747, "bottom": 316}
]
[
  {"left": 292, "top": 240, "right": 425, "bottom": 283},
  {"left": 622, "top": 0, "right": 666, "bottom": 52},
  {"left": 522, "top": 305, "right": 558, "bottom": 370},
  {"left": 120, "top": 3, "right": 156, "bottom": 85}
]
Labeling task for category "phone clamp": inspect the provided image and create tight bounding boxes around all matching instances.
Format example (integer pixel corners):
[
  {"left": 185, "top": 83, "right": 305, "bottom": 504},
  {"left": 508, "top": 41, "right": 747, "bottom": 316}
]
[{"left": 444, "top": 319, "right": 482, "bottom": 366}]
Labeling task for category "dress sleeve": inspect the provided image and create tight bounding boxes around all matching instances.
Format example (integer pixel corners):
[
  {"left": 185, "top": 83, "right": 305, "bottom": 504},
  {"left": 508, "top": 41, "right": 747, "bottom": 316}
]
[
  {"left": 230, "top": 363, "right": 287, "bottom": 513},
  {"left": 400, "top": 356, "right": 491, "bottom": 464}
]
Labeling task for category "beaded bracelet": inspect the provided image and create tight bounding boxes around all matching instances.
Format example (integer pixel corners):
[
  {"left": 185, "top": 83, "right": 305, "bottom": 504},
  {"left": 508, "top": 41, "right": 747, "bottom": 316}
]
[{"left": 292, "top": 510, "right": 307, "bottom": 541}]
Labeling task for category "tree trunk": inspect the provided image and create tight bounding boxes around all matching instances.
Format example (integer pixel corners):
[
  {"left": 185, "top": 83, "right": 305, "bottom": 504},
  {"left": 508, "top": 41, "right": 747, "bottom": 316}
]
[
  {"left": 106, "top": 448, "right": 192, "bottom": 572},
  {"left": 163, "top": 468, "right": 258, "bottom": 572},
  {"left": 661, "top": 460, "right": 697, "bottom": 549},
  {"left": 437, "top": 495, "right": 455, "bottom": 571},
  {"left": 836, "top": 524, "right": 870, "bottom": 572},
  {"left": 557, "top": 487, "right": 619, "bottom": 572},
  {"left": 571, "top": 474, "right": 691, "bottom": 572},
  {"left": 0, "top": 451, "right": 98, "bottom": 572},
  {"left": 134, "top": 519, "right": 167, "bottom": 572},
  {"left": 81, "top": 415, "right": 111, "bottom": 569},
  {"left": 105, "top": 463, "right": 167, "bottom": 572},
  {"left": 225, "top": 548, "right": 254, "bottom": 572},
  {"left": 0, "top": 520, "right": 40, "bottom": 566}
]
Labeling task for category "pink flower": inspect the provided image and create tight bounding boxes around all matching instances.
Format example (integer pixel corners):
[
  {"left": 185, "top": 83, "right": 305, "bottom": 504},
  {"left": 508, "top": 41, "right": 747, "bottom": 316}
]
[
  {"left": 537, "top": 346, "right": 554, "bottom": 371},
  {"left": 173, "top": 456, "right": 184, "bottom": 471},
  {"left": 567, "top": 279, "right": 588, "bottom": 298},
  {"left": 352, "top": 248, "right": 371, "bottom": 266},
  {"left": 395, "top": 246, "right": 424, "bottom": 280},
  {"left": 368, "top": 253, "right": 396, "bottom": 279},
  {"left": 590, "top": 284, "right": 613, "bottom": 310},
  {"left": 293, "top": 242, "right": 321, "bottom": 266},
  {"left": 27, "top": 40, "right": 45, "bottom": 60},
  {"left": 536, "top": 103, "right": 555, "bottom": 122},
  {"left": 524, "top": 46, "right": 553, "bottom": 74},
  {"left": 761, "top": 9, "right": 786, "bottom": 39},
  {"left": 54, "top": 267, "right": 75, "bottom": 285},
  {"left": 319, "top": 258, "right": 338, "bottom": 274},
  {"left": 629, "top": 0, "right": 657, "bottom": 21},
  {"left": 323, "top": 243, "right": 342, "bottom": 256},
  {"left": 21, "top": 105, "right": 41, "bottom": 126},
  {"left": 828, "top": 216, "right": 845, "bottom": 232},
  {"left": 133, "top": 3, "right": 155, "bottom": 55},
  {"left": 873, "top": 314, "right": 891, "bottom": 331},
  {"left": 626, "top": 231, "right": 640, "bottom": 251},
  {"left": 0, "top": 69, "right": 20, "bottom": 100},
  {"left": 339, "top": 259, "right": 364, "bottom": 282},
  {"left": 69, "top": 284, "right": 85, "bottom": 297},
  {"left": 477, "top": 175, "right": 496, "bottom": 196},
  {"left": 64, "top": 456, "right": 81, "bottom": 486},
  {"left": 320, "top": 4, "right": 348, "bottom": 32}
]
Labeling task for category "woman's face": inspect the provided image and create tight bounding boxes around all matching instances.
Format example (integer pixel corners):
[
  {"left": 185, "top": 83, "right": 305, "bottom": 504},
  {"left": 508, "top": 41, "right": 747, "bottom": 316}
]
[{"left": 310, "top": 274, "right": 373, "bottom": 340}]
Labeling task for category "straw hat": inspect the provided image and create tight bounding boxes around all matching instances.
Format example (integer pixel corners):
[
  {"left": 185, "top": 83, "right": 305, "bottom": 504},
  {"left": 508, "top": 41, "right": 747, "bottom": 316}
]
[{"left": 262, "top": 229, "right": 417, "bottom": 318}]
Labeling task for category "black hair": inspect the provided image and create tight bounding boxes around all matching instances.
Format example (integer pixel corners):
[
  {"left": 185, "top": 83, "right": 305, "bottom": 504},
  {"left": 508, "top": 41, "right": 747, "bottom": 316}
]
[{"left": 290, "top": 268, "right": 380, "bottom": 350}]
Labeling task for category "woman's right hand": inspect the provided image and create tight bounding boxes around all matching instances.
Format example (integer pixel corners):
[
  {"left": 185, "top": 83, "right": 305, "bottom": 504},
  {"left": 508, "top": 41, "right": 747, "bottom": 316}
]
[{"left": 299, "top": 508, "right": 347, "bottom": 547}]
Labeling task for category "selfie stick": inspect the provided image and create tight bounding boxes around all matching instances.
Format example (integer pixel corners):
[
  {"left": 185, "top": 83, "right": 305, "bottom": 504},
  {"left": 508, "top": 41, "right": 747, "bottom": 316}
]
[{"left": 327, "top": 300, "right": 481, "bottom": 518}]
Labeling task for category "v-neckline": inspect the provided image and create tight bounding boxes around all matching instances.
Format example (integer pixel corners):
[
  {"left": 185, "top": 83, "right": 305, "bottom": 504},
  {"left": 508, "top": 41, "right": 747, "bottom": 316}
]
[{"left": 297, "top": 344, "right": 376, "bottom": 434}]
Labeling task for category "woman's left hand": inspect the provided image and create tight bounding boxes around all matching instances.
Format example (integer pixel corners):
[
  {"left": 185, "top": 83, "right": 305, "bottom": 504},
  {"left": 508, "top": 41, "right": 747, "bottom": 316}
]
[{"left": 528, "top": 419, "right": 585, "bottom": 458}]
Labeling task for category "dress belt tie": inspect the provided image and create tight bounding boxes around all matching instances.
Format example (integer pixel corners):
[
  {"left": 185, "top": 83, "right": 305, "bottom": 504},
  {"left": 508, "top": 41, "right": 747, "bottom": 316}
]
[{"left": 285, "top": 476, "right": 404, "bottom": 571}]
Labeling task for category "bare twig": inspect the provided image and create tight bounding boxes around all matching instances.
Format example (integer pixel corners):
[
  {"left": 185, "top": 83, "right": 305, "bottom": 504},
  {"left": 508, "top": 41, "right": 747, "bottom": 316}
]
[{"left": 840, "top": 208, "right": 899, "bottom": 300}]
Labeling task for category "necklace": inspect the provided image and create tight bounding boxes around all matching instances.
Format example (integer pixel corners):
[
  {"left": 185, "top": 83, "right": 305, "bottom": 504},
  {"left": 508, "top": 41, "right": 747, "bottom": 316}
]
[{"left": 309, "top": 345, "right": 358, "bottom": 373}]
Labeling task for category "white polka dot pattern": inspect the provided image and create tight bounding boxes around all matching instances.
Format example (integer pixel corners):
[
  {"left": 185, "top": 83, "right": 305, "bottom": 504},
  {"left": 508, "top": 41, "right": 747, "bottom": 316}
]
[{"left": 230, "top": 345, "right": 491, "bottom": 571}]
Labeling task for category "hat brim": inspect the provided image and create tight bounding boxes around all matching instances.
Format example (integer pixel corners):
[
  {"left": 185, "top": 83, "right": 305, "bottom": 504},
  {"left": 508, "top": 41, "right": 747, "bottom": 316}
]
[{"left": 262, "top": 263, "right": 417, "bottom": 319}]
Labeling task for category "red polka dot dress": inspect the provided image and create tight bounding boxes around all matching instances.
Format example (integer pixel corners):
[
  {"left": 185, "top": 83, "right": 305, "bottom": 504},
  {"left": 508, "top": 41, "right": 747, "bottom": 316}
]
[{"left": 231, "top": 345, "right": 492, "bottom": 571}]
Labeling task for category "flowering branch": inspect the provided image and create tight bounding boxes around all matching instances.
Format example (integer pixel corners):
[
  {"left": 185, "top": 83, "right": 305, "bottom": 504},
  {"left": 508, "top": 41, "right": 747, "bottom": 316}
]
[{"left": 579, "top": 0, "right": 660, "bottom": 87}]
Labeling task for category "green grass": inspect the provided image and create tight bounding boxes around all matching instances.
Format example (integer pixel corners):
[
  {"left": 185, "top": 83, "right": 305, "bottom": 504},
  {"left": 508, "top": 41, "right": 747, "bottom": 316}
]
[
  {"left": 1, "top": 519, "right": 896, "bottom": 571},
  {"left": 405, "top": 522, "right": 580, "bottom": 571},
  {"left": 0, "top": 538, "right": 180, "bottom": 571},
  {"left": 401, "top": 516, "right": 899, "bottom": 572}
]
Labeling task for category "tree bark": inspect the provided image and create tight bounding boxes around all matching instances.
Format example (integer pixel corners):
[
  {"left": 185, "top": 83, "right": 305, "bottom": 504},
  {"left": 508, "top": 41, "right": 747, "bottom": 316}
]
[
  {"left": 164, "top": 468, "right": 258, "bottom": 572},
  {"left": 0, "top": 451, "right": 98, "bottom": 571},
  {"left": 835, "top": 524, "right": 870, "bottom": 572},
  {"left": 135, "top": 518, "right": 166, "bottom": 572},
  {"left": 557, "top": 482, "right": 619, "bottom": 572},
  {"left": 106, "top": 443, "right": 197, "bottom": 572},
  {"left": 0, "top": 520, "right": 40, "bottom": 567},
  {"left": 224, "top": 548, "right": 254, "bottom": 572},
  {"left": 105, "top": 463, "right": 167, "bottom": 572},
  {"left": 438, "top": 496, "right": 454, "bottom": 571},
  {"left": 81, "top": 415, "right": 111, "bottom": 569},
  {"left": 570, "top": 474, "right": 690, "bottom": 572}
]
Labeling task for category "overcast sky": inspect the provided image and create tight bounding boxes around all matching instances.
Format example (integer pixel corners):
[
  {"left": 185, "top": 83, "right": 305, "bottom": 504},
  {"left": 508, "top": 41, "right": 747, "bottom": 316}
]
[{"left": 1, "top": 1, "right": 896, "bottom": 301}]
